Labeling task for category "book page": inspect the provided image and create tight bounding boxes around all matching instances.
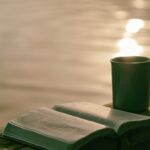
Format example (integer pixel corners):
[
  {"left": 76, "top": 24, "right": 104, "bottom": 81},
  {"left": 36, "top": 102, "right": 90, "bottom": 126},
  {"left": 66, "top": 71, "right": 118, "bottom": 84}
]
[
  {"left": 3, "top": 108, "right": 116, "bottom": 150},
  {"left": 53, "top": 102, "right": 150, "bottom": 135}
]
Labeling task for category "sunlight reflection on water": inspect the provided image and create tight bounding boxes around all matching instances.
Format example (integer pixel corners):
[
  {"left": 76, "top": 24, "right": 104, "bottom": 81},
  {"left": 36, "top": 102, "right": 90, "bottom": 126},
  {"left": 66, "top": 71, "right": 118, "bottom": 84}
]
[
  {"left": 115, "top": 19, "right": 145, "bottom": 56},
  {"left": 126, "top": 19, "right": 144, "bottom": 33},
  {"left": 116, "top": 37, "right": 143, "bottom": 56}
]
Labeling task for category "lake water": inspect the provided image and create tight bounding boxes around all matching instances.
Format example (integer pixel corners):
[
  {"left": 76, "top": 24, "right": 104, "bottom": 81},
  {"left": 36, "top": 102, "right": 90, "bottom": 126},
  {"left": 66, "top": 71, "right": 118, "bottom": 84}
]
[{"left": 0, "top": 0, "right": 150, "bottom": 130}]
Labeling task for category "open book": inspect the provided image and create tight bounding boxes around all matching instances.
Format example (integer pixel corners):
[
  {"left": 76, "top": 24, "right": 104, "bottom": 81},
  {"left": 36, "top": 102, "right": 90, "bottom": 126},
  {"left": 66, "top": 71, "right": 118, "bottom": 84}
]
[{"left": 2, "top": 102, "right": 150, "bottom": 150}]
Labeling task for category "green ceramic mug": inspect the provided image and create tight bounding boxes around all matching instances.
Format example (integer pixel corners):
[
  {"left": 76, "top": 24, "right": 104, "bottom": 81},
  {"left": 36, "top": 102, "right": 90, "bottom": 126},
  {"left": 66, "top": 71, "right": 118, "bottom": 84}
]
[{"left": 111, "top": 56, "right": 150, "bottom": 113}]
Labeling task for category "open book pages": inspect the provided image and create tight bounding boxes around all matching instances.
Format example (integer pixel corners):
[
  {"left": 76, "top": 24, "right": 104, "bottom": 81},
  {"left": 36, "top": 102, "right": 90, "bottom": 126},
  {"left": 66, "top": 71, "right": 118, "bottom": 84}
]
[
  {"left": 53, "top": 102, "right": 150, "bottom": 136},
  {"left": 3, "top": 108, "right": 116, "bottom": 150}
]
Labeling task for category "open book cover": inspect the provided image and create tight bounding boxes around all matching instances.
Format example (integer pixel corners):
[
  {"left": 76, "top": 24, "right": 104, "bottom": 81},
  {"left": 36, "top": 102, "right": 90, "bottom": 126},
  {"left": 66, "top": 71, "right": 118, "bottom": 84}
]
[{"left": 2, "top": 102, "right": 150, "bottom": 150}]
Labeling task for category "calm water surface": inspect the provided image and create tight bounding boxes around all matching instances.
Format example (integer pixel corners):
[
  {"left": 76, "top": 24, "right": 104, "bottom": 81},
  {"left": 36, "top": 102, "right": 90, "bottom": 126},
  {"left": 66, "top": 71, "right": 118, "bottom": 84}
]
[{"left": 0, "top": 0, "right": 150, "bottom": 129}]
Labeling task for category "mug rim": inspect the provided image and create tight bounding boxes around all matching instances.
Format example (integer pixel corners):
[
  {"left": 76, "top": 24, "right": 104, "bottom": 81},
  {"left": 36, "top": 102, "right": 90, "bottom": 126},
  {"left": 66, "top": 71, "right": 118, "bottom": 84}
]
[{"left": 111, "top": 56, "right": 150, "bottom": 64}]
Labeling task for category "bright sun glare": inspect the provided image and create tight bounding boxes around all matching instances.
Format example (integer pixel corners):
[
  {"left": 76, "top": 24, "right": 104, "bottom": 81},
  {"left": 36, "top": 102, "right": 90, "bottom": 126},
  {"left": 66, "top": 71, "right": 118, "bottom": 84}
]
[
  {"left": 126, "top": 19, "right": 144, "bottom": 33},
  {"left": 117, "top": 38, "right": 143, "bottom": 56},
  {"left": 115, "top": 19, "right": 144, "bottom": 57}
]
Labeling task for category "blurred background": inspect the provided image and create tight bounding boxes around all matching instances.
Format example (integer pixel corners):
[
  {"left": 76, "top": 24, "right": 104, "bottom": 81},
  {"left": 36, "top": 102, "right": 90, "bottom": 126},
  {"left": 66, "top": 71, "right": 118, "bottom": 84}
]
[{"left": 0, "top": 0, "right": 150, "bottom": 130}]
